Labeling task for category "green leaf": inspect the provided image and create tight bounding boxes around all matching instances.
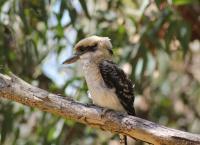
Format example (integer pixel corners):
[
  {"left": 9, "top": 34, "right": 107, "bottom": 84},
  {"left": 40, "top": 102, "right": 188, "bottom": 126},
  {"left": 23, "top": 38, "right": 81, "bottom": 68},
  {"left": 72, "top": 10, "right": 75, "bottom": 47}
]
[
  {"left": 177, "top": 22, "right": 191, "bottom": 55},
  {"left": 30, "top": 39, "right": 39, "bottom": 59},
  {"left": 155, "top": 0, "right": 162, "bottom": 7},
  {"left": 0, "top": 0, "right": 6, "bottom": 8},
  {"left": 0, "top": 103, "right": 14, "bottom": 144},
  {"left": 165, "top": 20, "right": 177, "bottom": 51},
  {"left": 79, "top": 0, "right": 91, "bottom": 19},
  {"left": 172, "top": 0, "right": 199, "bottom": 5},
  {"left": 65, "top": 1, "right": 77, "bottom": 25}
]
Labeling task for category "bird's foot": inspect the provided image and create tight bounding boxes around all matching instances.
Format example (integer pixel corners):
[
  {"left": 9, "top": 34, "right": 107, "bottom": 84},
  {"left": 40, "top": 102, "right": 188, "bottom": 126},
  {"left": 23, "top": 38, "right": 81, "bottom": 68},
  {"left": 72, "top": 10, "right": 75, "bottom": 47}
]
[
  {"left": 100, "top": 108, "right": 113, "bottom": 118},
  {"left": 86, "top": 103, "right": 97, "bottom": 108},
  {"left": 119, "top": 134, "right": 127, "bottom": 145},
  {"left": 119, "top": 138, "right": 125, "bottom": 144}
]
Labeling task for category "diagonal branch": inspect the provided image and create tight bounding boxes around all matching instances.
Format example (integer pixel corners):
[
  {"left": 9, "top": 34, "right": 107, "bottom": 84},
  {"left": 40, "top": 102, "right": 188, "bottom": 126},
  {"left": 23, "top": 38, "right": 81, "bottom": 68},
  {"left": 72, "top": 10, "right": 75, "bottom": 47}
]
[{"left": 0, "top": 73, "right": 199, "bottom": 145}]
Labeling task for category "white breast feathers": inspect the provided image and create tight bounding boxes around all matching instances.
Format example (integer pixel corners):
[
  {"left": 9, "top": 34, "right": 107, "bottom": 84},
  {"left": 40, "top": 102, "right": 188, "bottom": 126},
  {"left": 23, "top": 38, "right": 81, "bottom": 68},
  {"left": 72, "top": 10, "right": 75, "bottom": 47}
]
[{"left": 81, "top": 59, "right": 125, "bottom": 112}]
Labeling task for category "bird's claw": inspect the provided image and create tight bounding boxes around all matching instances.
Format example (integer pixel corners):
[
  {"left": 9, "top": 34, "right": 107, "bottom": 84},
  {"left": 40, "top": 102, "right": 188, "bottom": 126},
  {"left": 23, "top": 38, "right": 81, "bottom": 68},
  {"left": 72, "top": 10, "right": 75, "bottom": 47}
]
[
  {"left": 119, "top": 134, "right": 127, "bottom": 145},
  {"left": 100, "top": 108, "right": 113, "bottom": 118},
  {"left": 86, "top": 103, "right": 96, "bottom": 107},
  {"left": 119, "top": 138, "right": 125, "bottom": 144}
]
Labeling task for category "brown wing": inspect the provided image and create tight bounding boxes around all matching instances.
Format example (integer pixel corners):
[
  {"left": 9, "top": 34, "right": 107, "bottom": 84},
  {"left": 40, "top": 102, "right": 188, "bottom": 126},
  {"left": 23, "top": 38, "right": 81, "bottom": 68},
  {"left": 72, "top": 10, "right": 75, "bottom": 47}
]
[{"left": 99, "top": 60, "right": 135, "bottom": 115}]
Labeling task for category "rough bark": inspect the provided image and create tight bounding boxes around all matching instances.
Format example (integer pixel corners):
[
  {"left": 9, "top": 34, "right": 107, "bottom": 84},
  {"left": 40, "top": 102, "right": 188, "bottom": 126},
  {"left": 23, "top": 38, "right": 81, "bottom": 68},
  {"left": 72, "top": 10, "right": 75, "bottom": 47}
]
[{"left": 0, "top": 73, "right": 200, "bottom": 145}]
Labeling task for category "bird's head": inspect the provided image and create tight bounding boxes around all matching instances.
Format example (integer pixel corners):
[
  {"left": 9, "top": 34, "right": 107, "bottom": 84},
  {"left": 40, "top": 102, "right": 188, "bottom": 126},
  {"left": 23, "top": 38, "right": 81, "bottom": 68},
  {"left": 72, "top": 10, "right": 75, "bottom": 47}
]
[{"left": 63, "top": 35, "right": 113, "bottom": 64}]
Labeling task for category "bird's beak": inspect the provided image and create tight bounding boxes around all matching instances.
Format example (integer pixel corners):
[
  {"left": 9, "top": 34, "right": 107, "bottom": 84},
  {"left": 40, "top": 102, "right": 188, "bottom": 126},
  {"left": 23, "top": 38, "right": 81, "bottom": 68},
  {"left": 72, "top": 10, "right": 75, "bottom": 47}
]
[{"left": 62, "top": 53, "right": 80, "bottom": 64}]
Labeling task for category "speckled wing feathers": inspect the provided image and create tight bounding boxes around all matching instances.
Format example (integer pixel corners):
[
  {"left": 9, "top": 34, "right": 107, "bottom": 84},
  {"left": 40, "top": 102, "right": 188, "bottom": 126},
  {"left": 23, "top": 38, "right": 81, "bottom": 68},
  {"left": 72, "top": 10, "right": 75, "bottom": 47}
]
[{"left": 99, "top": 60, "right": 135, "bottom": 115}]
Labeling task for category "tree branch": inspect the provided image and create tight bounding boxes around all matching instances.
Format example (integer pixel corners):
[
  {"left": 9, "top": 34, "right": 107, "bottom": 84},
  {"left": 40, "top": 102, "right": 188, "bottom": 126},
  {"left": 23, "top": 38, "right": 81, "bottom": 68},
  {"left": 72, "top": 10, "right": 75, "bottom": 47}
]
[{"left": 0, "top": 73, "right": 199, "bottom": 145}]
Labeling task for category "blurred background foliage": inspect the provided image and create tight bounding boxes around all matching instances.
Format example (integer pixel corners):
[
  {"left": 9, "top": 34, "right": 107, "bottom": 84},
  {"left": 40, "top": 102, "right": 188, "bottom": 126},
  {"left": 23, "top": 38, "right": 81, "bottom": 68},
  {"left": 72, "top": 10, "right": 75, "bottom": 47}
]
[{"left": 0, "top": 0, "right": 200, "bottom": 145}]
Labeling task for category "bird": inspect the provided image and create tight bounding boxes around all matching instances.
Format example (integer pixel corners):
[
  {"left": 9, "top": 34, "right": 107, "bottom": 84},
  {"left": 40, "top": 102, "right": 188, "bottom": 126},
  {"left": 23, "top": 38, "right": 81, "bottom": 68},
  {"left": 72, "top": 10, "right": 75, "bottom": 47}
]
[{"left": 63, "top": 35, "right": 135, "bottom": 145}]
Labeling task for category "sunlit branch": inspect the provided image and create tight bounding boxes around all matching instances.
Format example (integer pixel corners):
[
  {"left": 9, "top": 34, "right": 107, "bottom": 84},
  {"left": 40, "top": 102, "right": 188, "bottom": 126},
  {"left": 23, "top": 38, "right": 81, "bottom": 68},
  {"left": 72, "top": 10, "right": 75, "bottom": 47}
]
[{"left": 0, "top": 73, "right": 200, "bottom": 145}]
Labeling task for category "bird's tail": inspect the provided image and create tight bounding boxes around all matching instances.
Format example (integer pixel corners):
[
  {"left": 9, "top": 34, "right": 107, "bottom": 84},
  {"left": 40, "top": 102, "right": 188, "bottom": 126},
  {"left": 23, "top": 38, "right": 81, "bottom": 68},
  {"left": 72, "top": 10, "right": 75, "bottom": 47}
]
[{"left": 119, "top": 134, "right": 128, "bottom": 145}]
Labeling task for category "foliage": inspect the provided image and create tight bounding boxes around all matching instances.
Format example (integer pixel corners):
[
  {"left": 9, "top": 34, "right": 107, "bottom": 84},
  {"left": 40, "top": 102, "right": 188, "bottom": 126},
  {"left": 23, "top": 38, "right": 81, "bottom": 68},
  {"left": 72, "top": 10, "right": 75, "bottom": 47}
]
[{"left": 0, "top": 0, "right": 199, "bottom": 145}]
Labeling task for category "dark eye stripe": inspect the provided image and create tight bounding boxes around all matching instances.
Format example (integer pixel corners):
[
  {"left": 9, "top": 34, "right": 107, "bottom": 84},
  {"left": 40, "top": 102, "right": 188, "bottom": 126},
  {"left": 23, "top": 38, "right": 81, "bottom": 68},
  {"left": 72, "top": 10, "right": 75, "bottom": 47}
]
[
  {"left": 78, "top": 43, "right": 97, "bottom": 52},
  {"left": 88, "top": 43, "right": 98, "bottom": 51},
  {"left": 79, "top": 47, "right": 85, "bottom": 52}
]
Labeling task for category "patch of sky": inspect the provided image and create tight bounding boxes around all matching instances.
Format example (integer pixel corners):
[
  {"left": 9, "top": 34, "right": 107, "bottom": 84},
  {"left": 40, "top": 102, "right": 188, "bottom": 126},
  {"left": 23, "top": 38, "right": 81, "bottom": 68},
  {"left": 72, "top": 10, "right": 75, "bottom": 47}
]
[
  {"left": 42, "top": 0, "right": 83, "bottom": 96},
  {"left": 48, "top": 13, "right": 58, "bottom": 27},
  {"left": 146, "top": 52, "right": 156, "bottom": 75},
  {"left": 71, "top": 0, "right": 82, "bottom": 13},
  {"left": 0, "top": 1, "right": 10, "bottom": 24},
  {"left": 0, "top": 0, "right": 82, "bottom": 97},
  {"left": 42, "top": 45, "right": 73, "bottom": 87},
  {"left": 61, "top": 10, "right": 70, "bottom": 26},
  {"left": 48, "top": 1, "right": 71, "bottom": 27},
  {"left": 64, "top": 27, "right": 77, "bottom": 44},
  {"left": 65, "top": 80, "right": 80, "bottom": 97},
  {"left": 42, "top": 27, "right": 77, "bottom": 88},
  {"left": 139, "top": 0, "right": 149, "bottom": 12},
  {"left": 161, "top": 81, "right": 171, "bottom": 96},
  {"left": 135, "top": 58, "right": 143, "bottom": 80},
  {"left": 52, "top": 0, "right": 61, "bottom": 14}
]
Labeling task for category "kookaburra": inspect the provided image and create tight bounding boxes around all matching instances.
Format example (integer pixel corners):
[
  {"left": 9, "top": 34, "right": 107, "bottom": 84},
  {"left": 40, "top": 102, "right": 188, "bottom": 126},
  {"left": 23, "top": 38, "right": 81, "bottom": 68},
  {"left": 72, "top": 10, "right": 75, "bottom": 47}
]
[{"left": 63, "top": 36, "right": 135, "bottom": 145}]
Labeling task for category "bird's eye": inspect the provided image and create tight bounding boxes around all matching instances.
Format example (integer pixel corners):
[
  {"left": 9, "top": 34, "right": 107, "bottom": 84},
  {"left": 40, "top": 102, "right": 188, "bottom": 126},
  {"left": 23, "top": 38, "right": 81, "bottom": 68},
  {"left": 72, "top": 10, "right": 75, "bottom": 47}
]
[
  {"left": 79, "top": 47, "right": 85, "bottom": 52},
  {"left": 108, "top": 48, "right": 113, "bottom": 55}
]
